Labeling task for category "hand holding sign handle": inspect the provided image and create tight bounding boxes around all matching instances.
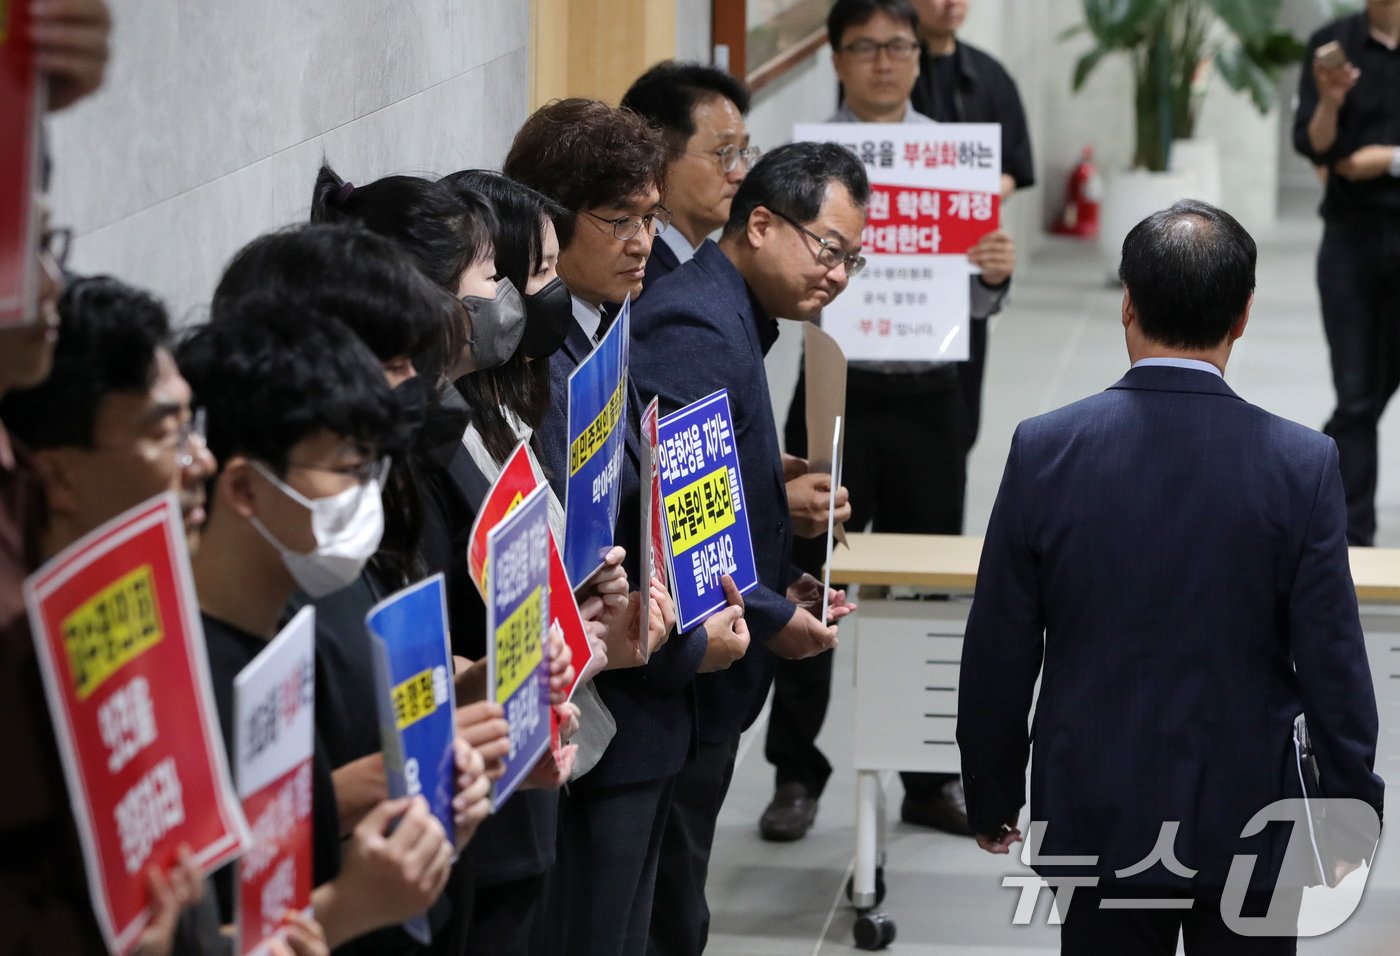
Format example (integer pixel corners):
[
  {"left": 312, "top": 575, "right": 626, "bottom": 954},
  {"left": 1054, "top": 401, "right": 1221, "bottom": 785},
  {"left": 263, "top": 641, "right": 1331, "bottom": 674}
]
[
  {"left": 451, "top": 740, "right": 492, "bottom": 850},
  {"left": 130, "top": 845, "right": 202, "bottom": 956},
  {"left": 265, "top": 911, "right": 330, "bottom": 956},
  {"left": 454, "top": 701, "right": 509, "bottom": 783},
  {"left": 647, "top": 577, "right": 676, "bottom": 652},
  {"left": 315, "top": 797, "right": 453, "bottom": 948},
  {"left": 699, "top": 575, "right": 750, "bottom": 674}
]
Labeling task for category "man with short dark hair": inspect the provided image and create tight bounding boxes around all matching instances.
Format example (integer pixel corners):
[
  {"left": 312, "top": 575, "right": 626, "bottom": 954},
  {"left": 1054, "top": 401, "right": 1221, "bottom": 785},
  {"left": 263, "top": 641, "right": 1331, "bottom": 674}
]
[
  {"left": 621, "top": 61, "right": 757, "bottom": 288},
  {"left": 633, "top": 141, "right": 863, "bottom": 955},
  {"left": 959, "top": 200, "right": 1384, "bottom": 953},
  {"left": 2, "top": 276, "right": 217, "bottom": 553},
  {"left": 180, "top": 307, "right": 458, "bottom": 950},
  {"left": 504, "top": 98, "right": 740, "bottom": 956},
  {"left": 765, "top": 0, "right": 1015, "bottom": 842},
  {"left": 0, "top": 273, "right": 230, "bottom": 955}
]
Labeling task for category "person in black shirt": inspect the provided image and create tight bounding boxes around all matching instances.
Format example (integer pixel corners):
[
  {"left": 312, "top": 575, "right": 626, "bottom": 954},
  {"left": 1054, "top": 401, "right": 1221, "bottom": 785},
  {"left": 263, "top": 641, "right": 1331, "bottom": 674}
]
[
  {"left": 0, "top": 274, "right": 262, "bottom": 956},
  {"left": 180, "top": 306, "right": 466, "bottom": 950},
  {"left": 909, "top": 0, "right": 1033, "bottom": 458},
  {"left": 909, "top": 0, "right": 1035, "bottom": 201},
  {"left": 212, "top": 222, "right": 508, "bottom": 955},
  {"left": 1293, "top": 0, "right": 1400, "bottom": 546}
]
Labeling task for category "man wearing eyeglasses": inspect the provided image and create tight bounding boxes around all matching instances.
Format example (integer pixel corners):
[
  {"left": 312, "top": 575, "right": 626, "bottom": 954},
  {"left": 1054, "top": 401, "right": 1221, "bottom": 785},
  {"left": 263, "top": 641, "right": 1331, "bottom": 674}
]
[
  {"left": 506, "top": 99, "right": 733, "bottom": 956},
  {"left": 621, "top": 61, "right": 760, "bottom": 289},
  {"left": 764, "top": 0, "right": 1018, "bottom": 845},
  {"left": 632, "top": 141, "right": 863, "bottom": 956},
  {"left": 1, "top": 275, "right": 216, "bottom": 555}
]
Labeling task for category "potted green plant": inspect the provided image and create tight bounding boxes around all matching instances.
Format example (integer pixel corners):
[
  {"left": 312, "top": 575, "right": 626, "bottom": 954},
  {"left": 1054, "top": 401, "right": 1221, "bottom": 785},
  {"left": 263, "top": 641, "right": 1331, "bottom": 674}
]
[
  {"left": 1068, "top": 0, "right": 1303, "bottom": 170},
  {"left": 1065, "top": 0, "right": 1303, "bottom": 262}
]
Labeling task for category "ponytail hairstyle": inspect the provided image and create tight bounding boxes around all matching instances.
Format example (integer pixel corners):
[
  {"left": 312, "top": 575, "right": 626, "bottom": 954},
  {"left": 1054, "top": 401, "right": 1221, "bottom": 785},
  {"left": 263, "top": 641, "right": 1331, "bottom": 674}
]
[{"left": 310, "top": 162, "right": 496, "bottom": 292}]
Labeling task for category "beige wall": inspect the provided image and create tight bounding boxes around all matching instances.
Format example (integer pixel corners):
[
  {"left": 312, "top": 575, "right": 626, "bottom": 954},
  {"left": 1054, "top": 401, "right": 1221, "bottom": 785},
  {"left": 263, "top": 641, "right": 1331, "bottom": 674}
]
[
  {"left": 48, "top": 0, "right": 532, "bottom": 323},
  {"left": 532, "top": 0, "right": 676, "bottom": 107}
]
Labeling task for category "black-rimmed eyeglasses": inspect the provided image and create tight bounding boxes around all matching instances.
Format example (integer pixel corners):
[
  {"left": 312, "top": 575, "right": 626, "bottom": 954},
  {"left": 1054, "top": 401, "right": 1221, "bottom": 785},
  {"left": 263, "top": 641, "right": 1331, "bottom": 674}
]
[{"left": 767, "top": 208, "right": 866, "bottom": 278}]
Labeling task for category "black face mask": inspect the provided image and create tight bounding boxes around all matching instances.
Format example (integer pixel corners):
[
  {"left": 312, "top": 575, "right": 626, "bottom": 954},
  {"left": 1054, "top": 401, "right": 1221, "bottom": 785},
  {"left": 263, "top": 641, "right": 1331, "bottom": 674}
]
[
  {"left": 460, "top": 278, "right": 527, "bottom": 371},
  {"left": 519, "top": 275, "right": 572, "bottom": 360}
]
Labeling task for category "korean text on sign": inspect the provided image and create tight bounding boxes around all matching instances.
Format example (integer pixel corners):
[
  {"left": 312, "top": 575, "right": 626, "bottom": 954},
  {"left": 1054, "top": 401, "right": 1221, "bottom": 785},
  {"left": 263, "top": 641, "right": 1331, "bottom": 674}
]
[
  {"left": 24, "top": 494, "right": 250, "bottom": 956},
  {"left": 563, "top": 296, "right": 631, "bottom": 584},
  {"left": 466, "top": 441, "right": 597, "bottom": 700},
  {"left": 233, "top": 606, "right": 316, "bottom": 956},
  {"left": 486, "top": 485, "right": 553, "bottom": 805},
  {"left": 793, "top": 122, "right": 1000, "bottom": 364},
  {"left": 655, "top": 390, "right": 759, "bottom": 632},
  {"left": 365, "top": 573, "right": 458, "bottom": 945}
]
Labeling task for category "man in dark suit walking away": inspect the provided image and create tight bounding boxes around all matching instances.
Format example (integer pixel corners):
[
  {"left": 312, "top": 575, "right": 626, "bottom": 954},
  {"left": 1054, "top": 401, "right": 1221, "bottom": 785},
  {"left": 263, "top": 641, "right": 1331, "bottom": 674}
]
[
  {"left": 632, "top": 142, "right": 864, "bottom": 955},
  {"left": 959, "top": 199, "right": 1384, "bottom": 954}
]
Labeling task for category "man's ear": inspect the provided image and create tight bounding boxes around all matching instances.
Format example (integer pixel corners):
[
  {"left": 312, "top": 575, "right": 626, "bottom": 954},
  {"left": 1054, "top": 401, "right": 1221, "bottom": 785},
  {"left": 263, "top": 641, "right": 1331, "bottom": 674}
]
[
  {"left": 216, "top": 456, "right": 259, "bottom": 520},
  {"left": 1121, "top": 289, "right": 1136, "bottom": 331},
  {"left": 29, "top": 449, "right": 82, "bottom": 519},
  {"left": 746, "top": 206, "right": 775, "bottom": 251}
]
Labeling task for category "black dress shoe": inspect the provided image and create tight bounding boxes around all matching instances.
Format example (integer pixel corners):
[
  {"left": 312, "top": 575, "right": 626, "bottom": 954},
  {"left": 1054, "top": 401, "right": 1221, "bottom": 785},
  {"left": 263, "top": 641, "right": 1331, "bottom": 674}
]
[
  {"left": 759, "top": 782, "right": 819, "bottom": 842},
  {"left": 900, "top": 779, "right": 972, "bottom": 835}
]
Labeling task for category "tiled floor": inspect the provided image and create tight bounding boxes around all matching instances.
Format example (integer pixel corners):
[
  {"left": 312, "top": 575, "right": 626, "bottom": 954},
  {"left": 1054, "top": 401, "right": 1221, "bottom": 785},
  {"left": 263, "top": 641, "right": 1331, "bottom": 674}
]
[{"left": 706, "top": 187, "right": 1400, "bottom": 954}]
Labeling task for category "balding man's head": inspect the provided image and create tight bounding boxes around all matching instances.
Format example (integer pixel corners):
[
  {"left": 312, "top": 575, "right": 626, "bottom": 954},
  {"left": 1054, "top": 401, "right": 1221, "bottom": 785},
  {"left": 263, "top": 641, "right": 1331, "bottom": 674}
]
[{"left": 1119, "top": 200, "right": 1256, "bottom": 350}]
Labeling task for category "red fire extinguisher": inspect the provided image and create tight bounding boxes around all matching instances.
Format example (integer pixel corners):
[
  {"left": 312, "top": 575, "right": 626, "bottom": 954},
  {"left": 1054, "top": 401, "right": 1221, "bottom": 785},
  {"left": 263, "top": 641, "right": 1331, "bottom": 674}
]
[{"left": 1053, "top": 146, "right": 1101, "bottom": 238}]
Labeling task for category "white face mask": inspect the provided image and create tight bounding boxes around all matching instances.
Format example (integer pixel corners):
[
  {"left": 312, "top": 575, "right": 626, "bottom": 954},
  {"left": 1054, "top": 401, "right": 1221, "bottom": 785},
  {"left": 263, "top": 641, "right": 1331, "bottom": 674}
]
[{"left": 248, "top": 459, "right": 386, "bottom": 598}]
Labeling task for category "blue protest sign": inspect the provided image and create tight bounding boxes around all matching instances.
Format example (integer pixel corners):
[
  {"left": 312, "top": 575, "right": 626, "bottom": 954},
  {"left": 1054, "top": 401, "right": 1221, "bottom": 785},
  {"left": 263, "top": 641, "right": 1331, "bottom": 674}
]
[
  {"left": 486, "top": 485, "right": 552, "bottom": 806},
  {"left": 656, "top": 389, "right": 758, "bottom": 632},
  {"left": 365, "top": 573, "right": 457, "bottom": 945},
  {"left": 563, "top": 296, "right": 630, "bottom": 584}
]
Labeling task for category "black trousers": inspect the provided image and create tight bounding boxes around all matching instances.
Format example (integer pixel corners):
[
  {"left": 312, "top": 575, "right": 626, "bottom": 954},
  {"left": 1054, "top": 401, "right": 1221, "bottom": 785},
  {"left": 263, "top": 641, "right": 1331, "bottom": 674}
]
[
  {"left": 767, "top": 367, "right": 970, "bottom": 799},
  {"left": 1317, "top": 214, "right": 1400, "bottom": 546},
  {"left": 1059, "top": 888, "right": 1300, "bottom": 956},
  {"left": 540, "top": 775, "right": 675, "bottom": 956},
  {"left": 647, "top": 735, "right": 740, "bottom": 956},
  {"left": 462, "top": 872, "right": 546, "bottom": 956}
]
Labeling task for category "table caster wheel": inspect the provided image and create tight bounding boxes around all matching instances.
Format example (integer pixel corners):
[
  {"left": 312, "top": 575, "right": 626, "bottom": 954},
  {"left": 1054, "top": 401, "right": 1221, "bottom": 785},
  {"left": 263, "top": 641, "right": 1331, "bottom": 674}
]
[
  {"left": 853, "top": 910, "right": 896, "bottom": 950},
  {"left": 845, "top": 867, "right": 887, "bottom": 908}
]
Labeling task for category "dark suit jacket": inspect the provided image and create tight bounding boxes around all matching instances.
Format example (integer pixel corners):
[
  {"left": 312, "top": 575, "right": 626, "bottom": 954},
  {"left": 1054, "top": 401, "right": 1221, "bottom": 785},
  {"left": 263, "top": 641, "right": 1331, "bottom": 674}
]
[
  {"left": 632, "top": 241, "right": 799, "bottom": 744},
  {"left": 958, "top": 365, "right": 1384, "bottom": 894},
  {"left": 534, "top": 305, "right": 706, "bottom": 788},
  {"left": 641, "top": 236, "right": 681, "bottom": 293}
]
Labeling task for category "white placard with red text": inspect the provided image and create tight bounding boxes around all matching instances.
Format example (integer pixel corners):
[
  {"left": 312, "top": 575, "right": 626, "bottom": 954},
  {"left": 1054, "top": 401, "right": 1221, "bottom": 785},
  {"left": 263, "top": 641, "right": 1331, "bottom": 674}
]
[
  {"left": 233, "top": 606, "right": 316, "bottom": 956},
  {"left": 793, "top": 122, "right": 1001, "bottom": 362},
  {"left": 24, "top": 494, "right": 251, "bottom": 955}
]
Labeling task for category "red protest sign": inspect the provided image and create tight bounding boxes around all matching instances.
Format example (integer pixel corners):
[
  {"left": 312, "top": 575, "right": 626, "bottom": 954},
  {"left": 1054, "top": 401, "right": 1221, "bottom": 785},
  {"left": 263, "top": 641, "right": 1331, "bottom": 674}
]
[
  {"left": 1, "top": 0, "right": 46, "bottom": 327},
  {"left": 862, "top": 184, "right": 1000, "bottom": 256},
  {"left": 637, "top": 397, "right": 671, "bottom": 660},
  {"left": 24, "top": 494, "right": 251, "bottom": 955},
  {"left": 234, "top": 607, "right": 316, "bottom": 956},
  {"left": 466, "top": 442, "right": 598, "bottom": 699}
]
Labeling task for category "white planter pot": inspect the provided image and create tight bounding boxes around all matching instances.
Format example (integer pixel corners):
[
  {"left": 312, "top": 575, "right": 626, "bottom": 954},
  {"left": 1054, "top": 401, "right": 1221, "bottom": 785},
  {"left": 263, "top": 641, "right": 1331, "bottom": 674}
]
[
  {"left": 1169, "top": 138, "right": 1223, "bottom": 208},
  {"left": 1098, "top": 168, "right": 1196, "bottom": 277}
]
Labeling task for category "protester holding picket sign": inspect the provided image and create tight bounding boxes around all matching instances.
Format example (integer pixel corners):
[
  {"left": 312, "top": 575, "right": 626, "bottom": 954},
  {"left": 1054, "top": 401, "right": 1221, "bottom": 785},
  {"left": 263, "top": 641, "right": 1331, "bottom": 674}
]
[
  {"left": 505, "top": 99, "right": 724, "bottom": 956},
  {"left": 434, "top": 169, "right": 604, "bottom": 956},
  {"left": 303, "top": 170, "right": 591, "bottom": 738},
  {"left": 631, "top": 142, "right": 862, "bottom": 956},
  {"left": 179, "top": 306, "right": 476, "bottom": 950},
  {"left": 212, "top": 222, "right": 514, "bottom": 955}
]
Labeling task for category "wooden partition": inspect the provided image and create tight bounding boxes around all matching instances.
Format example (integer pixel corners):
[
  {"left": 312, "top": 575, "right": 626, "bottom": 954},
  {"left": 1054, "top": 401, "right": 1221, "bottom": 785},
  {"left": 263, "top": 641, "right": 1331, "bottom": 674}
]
[{"left": 531, "top": 0, "right": 677, "bottom": 109}]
